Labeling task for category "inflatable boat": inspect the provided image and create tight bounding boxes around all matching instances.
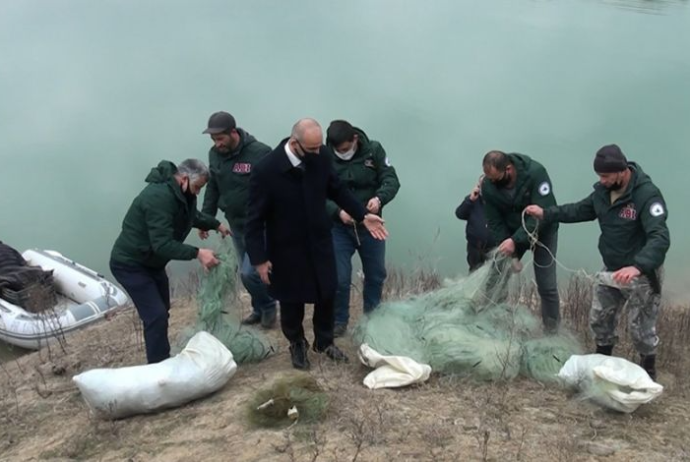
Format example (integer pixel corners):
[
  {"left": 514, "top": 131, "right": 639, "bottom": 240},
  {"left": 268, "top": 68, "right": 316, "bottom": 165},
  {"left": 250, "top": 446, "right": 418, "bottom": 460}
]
[{"left": 0, "top": 249, "right": 129, "bottom": 350}]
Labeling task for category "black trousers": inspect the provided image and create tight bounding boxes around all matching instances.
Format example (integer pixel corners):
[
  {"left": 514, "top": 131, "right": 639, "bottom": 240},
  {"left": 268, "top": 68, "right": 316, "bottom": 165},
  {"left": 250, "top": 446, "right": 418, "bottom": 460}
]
[
  {"left": 467, "top": 241, "right": 491, "bottom": 272},
  {"left": 110, "top": 260, "right": 171, "bottom": 364},
  {"left": 279, "top": 298, "right": 335, "bottom": 351}
]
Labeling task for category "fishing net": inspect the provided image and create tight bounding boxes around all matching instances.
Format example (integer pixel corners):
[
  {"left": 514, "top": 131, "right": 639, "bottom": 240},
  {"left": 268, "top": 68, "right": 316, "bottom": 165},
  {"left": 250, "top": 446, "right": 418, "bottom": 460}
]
[
  {"left": 176, "top": 241, "right": 274, "bottom": 364},
  {"left": 246, "top": 373, "right": 329, "bottom": 428},
  {"left": 353, "top": 252, "right": 582, "bottom": 383}
]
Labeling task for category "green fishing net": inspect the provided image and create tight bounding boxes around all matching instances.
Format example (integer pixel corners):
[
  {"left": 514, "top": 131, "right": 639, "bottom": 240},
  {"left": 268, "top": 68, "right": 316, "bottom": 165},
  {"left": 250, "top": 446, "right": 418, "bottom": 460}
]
[
  {"left": 177, "top": 241, "right": 274, "bottom": 363},
  {"left": 246, "top": 373, "right": 329, "bottom": 428},
  {"left": 353, "top": 253, "right": 582, "bottom": 382}
]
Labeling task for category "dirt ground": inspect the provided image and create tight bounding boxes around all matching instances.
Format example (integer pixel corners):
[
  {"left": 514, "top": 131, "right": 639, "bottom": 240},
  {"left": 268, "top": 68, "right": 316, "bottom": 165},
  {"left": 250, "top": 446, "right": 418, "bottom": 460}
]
[{"left": 1, "top": 293, "right": 689, "bottom": 462}]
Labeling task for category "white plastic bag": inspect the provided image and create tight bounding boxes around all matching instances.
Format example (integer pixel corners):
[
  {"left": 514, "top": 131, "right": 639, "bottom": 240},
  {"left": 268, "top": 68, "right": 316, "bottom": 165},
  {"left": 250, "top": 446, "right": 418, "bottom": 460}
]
[
  {"left": 358, "top": 343, "right": 431, "bottom": 389},
  {"left": 73, "top": 331, "right": 237, "bottom": 418},
  {"left": 558, "top": 354, "right": 663, "bottom": 413}
]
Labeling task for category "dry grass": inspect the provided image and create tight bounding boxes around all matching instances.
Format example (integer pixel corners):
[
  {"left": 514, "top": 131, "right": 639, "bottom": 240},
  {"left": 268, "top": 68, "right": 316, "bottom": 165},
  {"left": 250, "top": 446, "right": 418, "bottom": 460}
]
[{"left": 0, "top": 267, "right": 689, "bottom": 461}]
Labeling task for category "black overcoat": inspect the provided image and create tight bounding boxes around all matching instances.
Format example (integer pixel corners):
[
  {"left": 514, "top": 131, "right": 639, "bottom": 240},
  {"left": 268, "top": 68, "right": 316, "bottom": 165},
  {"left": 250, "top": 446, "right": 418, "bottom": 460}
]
[{"left": 245, "top": 139, "right": 367, "bottom": 303}]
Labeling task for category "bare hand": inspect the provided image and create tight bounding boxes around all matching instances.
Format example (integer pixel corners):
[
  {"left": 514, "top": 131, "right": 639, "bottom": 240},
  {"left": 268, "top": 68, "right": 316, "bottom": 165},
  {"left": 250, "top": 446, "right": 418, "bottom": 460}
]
[
  {"left": 511, "top": 258, "right": 523, "bottom": 273},
  {"left": 256, "top": 261, "right": 272, "bottom": 285},
  {"left": 198, "top": 229, "right": 210, "bottom": 240},
  {"left": 217, "top": 224, "right": 232, "bottom": 238},
  {"left": 197, "top": 248, "right": 220, "bottom": 271},
  {"left": 469, "top": 186, "right": 480, "bottom": 201},
  {"left": 366, "top": 197, "right": 381, "bottom": 214},
  {"left": 498, "top": 238, "right": 516, "bottom": 256},
  {"left": 612, "top": 266, "right": 641, "bottom": 285},
  {"left": 363, "top": 214, "right": 388, "bottom": 240},
  {"left": 339, "top": 210, "right": 355, "bottom": 225},
  {"left": 524, "top": 205, "right": 544, "bottom": 220}
]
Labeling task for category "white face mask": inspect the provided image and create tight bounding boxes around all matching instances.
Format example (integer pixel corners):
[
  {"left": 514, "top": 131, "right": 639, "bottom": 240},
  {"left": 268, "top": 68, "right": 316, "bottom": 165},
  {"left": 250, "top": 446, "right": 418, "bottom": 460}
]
[{"left": 334, "top": 143, "right": 357, "bottom": 161}]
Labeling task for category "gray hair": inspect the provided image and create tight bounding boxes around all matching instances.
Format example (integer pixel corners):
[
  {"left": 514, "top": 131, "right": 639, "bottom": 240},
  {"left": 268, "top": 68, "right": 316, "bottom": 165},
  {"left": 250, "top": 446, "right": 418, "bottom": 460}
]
[
  {"left": 176, "top": 158, "right": 209, "bottom": 183},
  {"left": 291, "top": 118, "right": 322, "bottom": 142}
]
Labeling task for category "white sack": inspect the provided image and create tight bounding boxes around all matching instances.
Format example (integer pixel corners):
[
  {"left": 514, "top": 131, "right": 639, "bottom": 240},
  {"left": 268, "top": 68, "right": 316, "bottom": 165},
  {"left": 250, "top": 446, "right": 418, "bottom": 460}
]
[
  {"left": 558, "top": 354, "right": 663, "bottom": 413},
  {"left": 73, "top": 331, "right": 237, "bottom": 418},
  {"left": 358, "top": 343, "right": 431, "bottom": 389}
]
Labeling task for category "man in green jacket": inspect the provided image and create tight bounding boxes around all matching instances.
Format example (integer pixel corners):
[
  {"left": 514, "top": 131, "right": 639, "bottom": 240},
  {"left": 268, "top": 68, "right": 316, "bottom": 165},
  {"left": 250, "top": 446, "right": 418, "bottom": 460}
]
[
  {"left": 481, "top": 150, "right": 560, "bottom": 331},
  {"left": 200, "top": 111, "right": 277, "bottom": 328},
  {"left": 325, "top": 120, "right": 400, "bottom": 337},
  {"left": 525, "top": 145, "right": 670, "bottom": 379},
  {"left": 110, "top": 159, "right": 229, "bottom": 364}
]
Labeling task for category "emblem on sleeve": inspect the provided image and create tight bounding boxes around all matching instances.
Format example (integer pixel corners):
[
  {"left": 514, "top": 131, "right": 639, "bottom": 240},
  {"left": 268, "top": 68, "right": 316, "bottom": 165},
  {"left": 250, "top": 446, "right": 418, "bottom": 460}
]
[
  {"left": 384, "top": 157, "right": 391, "bottom": 167},
  {"left": 538, "top": 182, "right": 550, "bottom": 196},
  {"left": 650, "top": 202, "right": 665, "bottom": 217}
]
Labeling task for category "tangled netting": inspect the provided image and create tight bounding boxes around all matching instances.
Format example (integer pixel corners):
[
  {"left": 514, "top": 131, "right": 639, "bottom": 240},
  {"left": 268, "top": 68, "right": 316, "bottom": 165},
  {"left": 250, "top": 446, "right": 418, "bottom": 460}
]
[
  {"left": 353, "top": 253, "right": 582, "bottom": 382},
  {"left": 246, "top": 373, "right": 329, "bottom": 428},
  {"left": 177, "top": 241, "right": 274, "bottom": 364}
]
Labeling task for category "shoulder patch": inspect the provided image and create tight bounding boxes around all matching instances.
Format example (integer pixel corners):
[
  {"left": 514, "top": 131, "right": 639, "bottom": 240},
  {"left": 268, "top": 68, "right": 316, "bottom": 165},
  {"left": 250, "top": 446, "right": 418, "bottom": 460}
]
[
  {"left": 538, "top": 181, "right": 551, "bottom": 196},
  {"left": 649, "top": 202, "right": 665, "bottom": 217},
  {"left": 384, "top": 156, "right": 391, "bottom": 167}
]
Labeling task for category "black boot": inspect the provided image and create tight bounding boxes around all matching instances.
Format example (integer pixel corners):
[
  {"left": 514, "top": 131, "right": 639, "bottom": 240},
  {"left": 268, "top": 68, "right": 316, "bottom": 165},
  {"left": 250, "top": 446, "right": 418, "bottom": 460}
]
[
  {"left": 595, "top": 344, "right": 613, "bottom": 356},
  {"left": 333, "top": 323, "right": 347, "bottom": 338},
  {"left": 261, "top": 310, "right": 277, "bottom": 329},
  {"left": 289, "top": 340, "right": 310, "bottom": 370},
  {"left": 241, "top": 312, "right": 261, "bottom": 325},
  {"left": 313, "top": 343, "right": 349, "bottom": 363},
  {"left": 640, "top": 354, "right": 657, "bottom": 381}
]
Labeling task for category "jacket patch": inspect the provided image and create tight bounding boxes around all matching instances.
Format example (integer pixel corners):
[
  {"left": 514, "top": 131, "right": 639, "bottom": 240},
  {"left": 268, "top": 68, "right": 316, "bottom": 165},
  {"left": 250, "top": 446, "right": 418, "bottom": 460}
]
[
  {"left": 364, "top": 159, "right": 375, "bottom": 168},
  {"left": 232, "top": 163, "right": 252, "bottom": 174},
  {"left": 650, "top": 202, "right": 665, "bottom": 217},
  {"left": 384, "top": 157, "right": 391, "bottom": 167},
  {"left": 619, "top": 203, "right": 637, "bottom": 220},
  {"left": 538, "top": 182, "right": 550, "bottom": 196}
]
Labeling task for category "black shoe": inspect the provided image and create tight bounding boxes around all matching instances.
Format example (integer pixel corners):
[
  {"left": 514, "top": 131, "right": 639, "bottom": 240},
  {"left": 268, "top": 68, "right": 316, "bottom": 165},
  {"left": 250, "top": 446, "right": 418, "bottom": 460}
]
[
  {"left": 289, "top": 341, "right": 310, "bottom": 370},
  {"left": 261, "top": 310, "right": 277, "bottom": 329},
  {"left": 241, "top": 313, "right": 261, "bottom": 325},
  {"left": 313, "top": 344, "right": 349, "bottom": 363},
  {"left": 640, "top": 354, "right": 657, "bottom": 381},
  {"left": 333, "top": 323, "right": 347, "bottom": 338},
  {"left": 595, "top": 344, "right": 613, "bottom": 356}
]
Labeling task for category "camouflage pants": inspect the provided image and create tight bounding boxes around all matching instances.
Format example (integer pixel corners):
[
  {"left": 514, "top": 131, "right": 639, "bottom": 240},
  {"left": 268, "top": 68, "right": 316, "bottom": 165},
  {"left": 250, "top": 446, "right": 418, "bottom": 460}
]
[{"left": 590, "top": 274, "right": 661, "bottom": 356}]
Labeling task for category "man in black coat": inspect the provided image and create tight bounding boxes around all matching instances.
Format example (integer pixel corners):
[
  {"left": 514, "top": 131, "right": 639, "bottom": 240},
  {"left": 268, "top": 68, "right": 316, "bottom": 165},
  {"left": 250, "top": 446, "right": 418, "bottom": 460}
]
[{"left": 245, "top": 118, "right": 388, "bottom": 370}]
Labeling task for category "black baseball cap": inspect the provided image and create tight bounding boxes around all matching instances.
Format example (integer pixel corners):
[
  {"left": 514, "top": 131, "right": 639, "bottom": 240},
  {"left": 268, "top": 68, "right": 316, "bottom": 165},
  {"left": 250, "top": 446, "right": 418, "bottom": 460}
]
[{"left": 202, "top": 111, "right": 236, "bottom": 135}]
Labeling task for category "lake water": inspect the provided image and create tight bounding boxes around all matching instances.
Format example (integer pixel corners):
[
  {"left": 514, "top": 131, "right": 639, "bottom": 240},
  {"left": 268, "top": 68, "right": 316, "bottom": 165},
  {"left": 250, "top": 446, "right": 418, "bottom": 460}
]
[{"left": 1, "top": 0, "right": 689, "bottom": 359}]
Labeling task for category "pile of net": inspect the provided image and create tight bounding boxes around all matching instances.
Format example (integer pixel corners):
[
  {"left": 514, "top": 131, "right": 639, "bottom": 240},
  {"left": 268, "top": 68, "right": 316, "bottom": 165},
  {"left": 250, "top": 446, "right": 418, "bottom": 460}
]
[
  {"left": 353, "top": 254, "right": 582, "bottom": 383},
  {"left": 246, "top": 373, "right": 329, "bottom": 428},
  {"left": 177, "top": 241, "right": 274, "bottom": 364}
]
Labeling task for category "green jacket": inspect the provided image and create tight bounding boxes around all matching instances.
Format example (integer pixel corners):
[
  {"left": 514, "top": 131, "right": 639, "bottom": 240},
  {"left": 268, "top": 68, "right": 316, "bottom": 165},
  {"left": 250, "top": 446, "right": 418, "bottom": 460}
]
[
  {"left": 481, "top": 153, "right": 558, "bottom": 251},
  {"left": 325, "top": 127, "right": 401, "bottom": 221},
  {"left": 543, "top": 162, "right": 669, "bottom": 275},
  {"left": 201, "top": 128, "right": 271, "bottom": 235},
  {"left": 111, "top": 161, "right": 220, "bottom": 269}
]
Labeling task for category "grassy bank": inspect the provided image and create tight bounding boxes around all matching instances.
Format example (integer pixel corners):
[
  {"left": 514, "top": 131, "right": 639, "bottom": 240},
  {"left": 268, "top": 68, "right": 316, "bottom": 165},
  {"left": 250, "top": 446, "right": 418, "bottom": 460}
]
[{"left": 0, "top": 269, "right": 688, "bottom": 461}]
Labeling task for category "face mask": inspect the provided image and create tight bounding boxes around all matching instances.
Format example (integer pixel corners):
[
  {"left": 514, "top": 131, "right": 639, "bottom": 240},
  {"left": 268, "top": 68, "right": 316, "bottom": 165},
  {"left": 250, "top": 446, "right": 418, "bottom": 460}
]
[
  {"left": 605, "top": 180, "right": 624, "bottom": 192},
  {"left": 183, "top": 179, "right": 197, "bottom": 198},
  {"left": 296, "top": 140, "right": 320, "bottom": 165},
  {"left": 334, "top": 143, "right": 357, "bottom": 161},
  {"left": 603, "top": 172, "right": 625, "bottom": 191},
  {"left": 302, "top": 151, "right": 318, "bottom": 165},
  {"left": 492, "top": 171, "right": 511, "bottom": 188}
]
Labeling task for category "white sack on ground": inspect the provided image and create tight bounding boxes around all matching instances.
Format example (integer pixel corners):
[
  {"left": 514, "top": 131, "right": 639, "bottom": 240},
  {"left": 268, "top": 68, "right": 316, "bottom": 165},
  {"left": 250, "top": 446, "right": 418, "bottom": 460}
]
[
  {"left": 558, "top": 354, "right": 663, "bottom": 413},
  {"left": 73, "top": 331, "right": 237, "bottom": 418},
  {"left": 358, "top": 343, "right": 431, "bottom": 389}
]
